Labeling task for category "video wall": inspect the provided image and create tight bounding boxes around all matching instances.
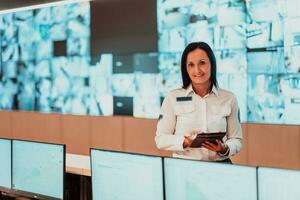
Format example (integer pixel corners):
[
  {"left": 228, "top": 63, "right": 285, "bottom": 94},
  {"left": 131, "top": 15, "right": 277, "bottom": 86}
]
[
  {"left": 0, "top": 0, "right": 299, "bottom": 125},
  {"left": 0, "top": 2, "right": 92, "bottom": 114},
  {"left": 158, "top": 0, "right": 300, "bottom": 124}
]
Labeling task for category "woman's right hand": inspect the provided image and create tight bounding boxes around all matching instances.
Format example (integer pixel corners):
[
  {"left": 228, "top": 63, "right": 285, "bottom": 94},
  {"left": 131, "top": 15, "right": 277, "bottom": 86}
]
[
  {"left": 183, "top": 136, "right": 193, "bottom": 148},
  {"left": 183, "top": 130, "right": 199, "bottom": 148}
]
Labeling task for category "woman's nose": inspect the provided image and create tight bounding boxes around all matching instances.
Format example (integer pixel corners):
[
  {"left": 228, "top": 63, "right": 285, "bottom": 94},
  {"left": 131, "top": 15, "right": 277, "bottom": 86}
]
[{"left": 195, "top": 64, "right": 202, "bottom": 73}]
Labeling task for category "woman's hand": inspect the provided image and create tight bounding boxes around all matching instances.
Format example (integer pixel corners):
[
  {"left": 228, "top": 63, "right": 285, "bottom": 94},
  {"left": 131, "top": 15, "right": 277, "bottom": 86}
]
[
  {"left": 182, "top": 130, "right": 198, "bottom": 148},
  {"left": 183, "top": 136, "right": 193, "bottom": 148},
  {"left": 201, "top": 140, "right": 228, "bottom": 154}
]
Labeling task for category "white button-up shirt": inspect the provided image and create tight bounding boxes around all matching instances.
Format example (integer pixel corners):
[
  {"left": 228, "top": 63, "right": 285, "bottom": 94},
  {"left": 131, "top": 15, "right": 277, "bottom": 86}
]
[{"left": 155, "top": 84, "right": 242, "bottom": 161}]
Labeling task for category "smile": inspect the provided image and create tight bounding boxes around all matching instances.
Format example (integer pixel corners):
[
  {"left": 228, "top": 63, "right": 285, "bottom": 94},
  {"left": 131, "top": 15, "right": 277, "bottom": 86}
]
[{"left": 194, "top": 74, "right": 204, "bottom": 77}]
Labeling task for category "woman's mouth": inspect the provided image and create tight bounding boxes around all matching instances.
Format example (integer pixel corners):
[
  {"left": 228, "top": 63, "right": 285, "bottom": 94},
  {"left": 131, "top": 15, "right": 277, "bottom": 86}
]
[{"left": 194, "top": 74, "right": 204, "bottom": 77}]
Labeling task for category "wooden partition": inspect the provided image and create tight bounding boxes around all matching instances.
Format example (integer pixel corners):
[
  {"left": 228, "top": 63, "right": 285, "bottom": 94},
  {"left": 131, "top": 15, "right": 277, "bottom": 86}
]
[
  {"left": 11, "top": 111, "right": 62, "bottom": 143},
  {"left": 123, "top": 117, "right": 171, "bottom": 157},
  {"left": 248, "top": 123, "right": 300, "bottom": 169},
  {"left": 90, "top": 116, "right": 123, "bottom": 151},
  {"left": 61, "top": 114, "right": 91, "bottom": 155},
  {"left": 0, "top": 111, "right": 12, "bottom": 138},
  {"left": 0, "top": 110, "right": 300, "bottom": 169}
]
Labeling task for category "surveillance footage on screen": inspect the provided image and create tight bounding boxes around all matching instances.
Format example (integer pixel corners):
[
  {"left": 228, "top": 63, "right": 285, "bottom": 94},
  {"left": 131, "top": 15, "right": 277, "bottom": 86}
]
[{"left": 0, "top": 0, "right": 299, "bottom": 124}]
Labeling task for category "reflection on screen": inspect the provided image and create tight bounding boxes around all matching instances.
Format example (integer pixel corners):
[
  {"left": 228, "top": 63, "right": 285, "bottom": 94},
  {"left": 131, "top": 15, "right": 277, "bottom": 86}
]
[
  {"left": 12, "top": 140, "right": 64, "bottom": 199},
  {"left": 258, "top": 167, "right": 300, "bottom": 200},
  {"left": 164, "top": 158, "right": 257, "bottom": 200},
  {"left": 91, "top": 150, "right": 164, "bottom": 200},
  {"left": 0, "top": 139, "right": 11, "bottom": 189}
]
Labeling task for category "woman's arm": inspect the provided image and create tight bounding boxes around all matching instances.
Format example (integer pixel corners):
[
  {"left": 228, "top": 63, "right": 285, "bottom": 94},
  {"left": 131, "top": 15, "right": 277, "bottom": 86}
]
[
  {"left": 225, "top": 95, "right": 243, "bottom": 157},
  {"left": 155, "top": 93, "right": 186, "bottom": 151}
]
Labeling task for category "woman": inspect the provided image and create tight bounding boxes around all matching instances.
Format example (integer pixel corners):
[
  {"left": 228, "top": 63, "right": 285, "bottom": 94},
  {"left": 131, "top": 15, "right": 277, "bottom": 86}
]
[{"left": 155, "top": 42, "right": 242, "bottom": 162}]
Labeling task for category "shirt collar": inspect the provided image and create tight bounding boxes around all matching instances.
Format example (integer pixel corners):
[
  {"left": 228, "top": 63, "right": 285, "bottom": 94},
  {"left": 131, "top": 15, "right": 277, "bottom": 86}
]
[
  {"left": 185, "top": 84, "right": 219, "bottom": 97},
  {"left": 211, "top": 85, "right": 219, "bottom": 96},
  {"left": 185, "top": 84, "right": 194, "bottom": 96}
]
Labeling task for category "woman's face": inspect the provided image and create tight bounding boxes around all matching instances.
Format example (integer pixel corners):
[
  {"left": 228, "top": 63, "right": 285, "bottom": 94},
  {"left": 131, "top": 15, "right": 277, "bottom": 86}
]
[{"left": 186, "top": 48, "right": 211, "bottom": 86}]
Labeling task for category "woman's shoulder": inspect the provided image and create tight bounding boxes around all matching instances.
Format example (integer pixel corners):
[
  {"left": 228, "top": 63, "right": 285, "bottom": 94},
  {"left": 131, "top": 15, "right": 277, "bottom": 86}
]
[
  {"left": 163, "top": 87, "right": 188, "bottom": 101},
  {"left": 217, "top": 88, "right": 237, "bottom": 99},
  {"left": 166, "top": 87, "right": 187, "bottom": 97}
]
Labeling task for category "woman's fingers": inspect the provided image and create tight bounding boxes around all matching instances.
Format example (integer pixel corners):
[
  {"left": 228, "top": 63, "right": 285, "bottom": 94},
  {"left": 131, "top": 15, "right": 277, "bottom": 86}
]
[
  {"left": 202, "top": 140, "right": 223, "bottom": 151},
  {"left": 202, "top": 141, "right": 215, "bottom": 150}
]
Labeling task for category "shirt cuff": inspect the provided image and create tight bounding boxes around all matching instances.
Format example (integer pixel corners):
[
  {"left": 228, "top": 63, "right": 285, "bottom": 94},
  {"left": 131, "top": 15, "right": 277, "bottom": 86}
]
[
  {"left": 175, "top": 136, "right": 185, "bottom": 151},
  {"left": 218, "top": 143, "right": 230, "bottom": 157}
]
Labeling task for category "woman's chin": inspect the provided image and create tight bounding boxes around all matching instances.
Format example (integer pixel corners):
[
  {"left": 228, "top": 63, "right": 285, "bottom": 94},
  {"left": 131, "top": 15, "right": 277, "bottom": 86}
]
[{"left": 191, "top": 79, "right": 210, "bottom": 85}]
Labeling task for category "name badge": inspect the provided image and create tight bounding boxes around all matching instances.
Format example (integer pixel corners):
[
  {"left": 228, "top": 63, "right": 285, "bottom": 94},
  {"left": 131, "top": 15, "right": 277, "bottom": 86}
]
[{"left": 176, "top": 96, "right": 192, "bottom": 102}]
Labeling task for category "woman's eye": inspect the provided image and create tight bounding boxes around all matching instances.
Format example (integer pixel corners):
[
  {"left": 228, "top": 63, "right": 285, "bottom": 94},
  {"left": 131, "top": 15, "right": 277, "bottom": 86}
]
[
  {"left": 187, "top": 63, "right": 194, "bottom": 67},
  {"left": 200, "top": 60, "right": 206, "bottom": 65}
]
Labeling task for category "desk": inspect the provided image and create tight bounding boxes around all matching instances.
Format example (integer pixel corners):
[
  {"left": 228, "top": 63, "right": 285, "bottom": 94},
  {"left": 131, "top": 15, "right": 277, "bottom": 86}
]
[
  {"left": 66, "top": 153, "right": 91, "bottom": 177},
  {"left": 65, "top": 154, "right": 92, "bottom": 200}
]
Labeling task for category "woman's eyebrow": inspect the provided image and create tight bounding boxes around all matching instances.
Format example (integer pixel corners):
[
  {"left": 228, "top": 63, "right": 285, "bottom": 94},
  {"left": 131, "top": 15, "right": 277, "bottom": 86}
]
[{"left": 187, "top": 58, "right": 206, "bottom": 62}]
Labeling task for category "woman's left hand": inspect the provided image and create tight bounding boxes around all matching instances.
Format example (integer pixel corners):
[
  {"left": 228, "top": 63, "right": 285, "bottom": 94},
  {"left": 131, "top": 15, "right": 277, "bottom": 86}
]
[{"left": 201, "top": 140, "right": 227, "bottom": 154}]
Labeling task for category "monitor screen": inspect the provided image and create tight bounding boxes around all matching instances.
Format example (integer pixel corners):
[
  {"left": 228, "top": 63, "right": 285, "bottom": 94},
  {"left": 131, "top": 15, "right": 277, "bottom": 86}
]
[
  {"left": 12, "top": 140, "right": 65, "bottom": 199},
  {"left": 258, "top": 167, "right": 300, "bottom": 200},
  {"left": 113, "top": 96, "right": 134, "bottom": 116},
  {"left": 91, "top": 149, "right": 164, "bottom": 200},
  {"left": 0, "top": 138, "right": 11, "bottom": 190},
  {"left": 90, "top": 0, "right": 157, "bottom": 55},
  {"left": 164, "top": 158, "right": 257, "bottom": 200}
]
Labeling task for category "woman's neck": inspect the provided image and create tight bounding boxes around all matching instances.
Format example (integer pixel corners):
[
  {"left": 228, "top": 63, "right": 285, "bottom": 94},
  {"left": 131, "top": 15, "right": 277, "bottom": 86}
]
[{"left": 192, "top": 83, "right": 212, "bottom": 97}]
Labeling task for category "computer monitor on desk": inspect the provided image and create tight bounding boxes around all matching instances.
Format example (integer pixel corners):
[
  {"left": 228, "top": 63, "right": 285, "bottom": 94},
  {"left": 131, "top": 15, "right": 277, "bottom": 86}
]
[
  {"left": 0, "top": 138, "right": 12, "bottom": 191},
  {"left": 91, "top": 149, "right": 164, "bottom": 200},
  {"left": 12, "top": 140, "right": 65, "bottom": 200},
  {"left": 164, "top": 158, "right": 257, "bottom": 200},
  {"left": 258, "top": 167, "right": 300, "bottom": 200}
]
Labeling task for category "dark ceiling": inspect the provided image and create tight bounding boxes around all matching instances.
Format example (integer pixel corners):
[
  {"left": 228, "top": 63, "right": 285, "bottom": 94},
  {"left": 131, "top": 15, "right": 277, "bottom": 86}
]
[{"left": 0, "top": 0, "right": 62, "bottom": 11}]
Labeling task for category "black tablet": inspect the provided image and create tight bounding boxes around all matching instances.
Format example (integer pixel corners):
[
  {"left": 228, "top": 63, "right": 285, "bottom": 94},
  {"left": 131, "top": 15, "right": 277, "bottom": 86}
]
[{"left": 190, "top": 132, "right": 226, "bottom": 148}]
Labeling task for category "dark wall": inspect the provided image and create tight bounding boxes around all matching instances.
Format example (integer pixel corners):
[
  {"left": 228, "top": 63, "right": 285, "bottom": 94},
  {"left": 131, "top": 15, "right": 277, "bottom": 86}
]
[
  {"left": 90, "top": 0, "right": 157, "bottom": 55},
  {"left": 0, "top": 0, "right": 61, "bottom": 10}
]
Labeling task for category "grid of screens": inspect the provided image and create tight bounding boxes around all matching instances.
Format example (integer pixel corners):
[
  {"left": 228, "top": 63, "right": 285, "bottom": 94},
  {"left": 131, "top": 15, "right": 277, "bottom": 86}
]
[
  {"left": 158, "top": 0, "right": 300, "bottom": 124},
  {"left": 12, "top": 140, "right": 64, "bottom": 199},
  {"left": 258, "top": 167, "right": 300, "bottom": 200},
  {"left": 91, "top": 149, "right": 164, "bottom": 200},
  {"left": 164, "top": 158, "right": 257, "bottom": 200},
  {"left": 0, "top": 2, "right": 92, "bottom": 115},
  {"left": 0, "top": 138, "right": 11, "bottom": 189},
  {"left": 0, "top": 2, "right": 161, "bottom": 119},
  {"left": 0, "top": 0, "right": 299, "bottom": 125}
]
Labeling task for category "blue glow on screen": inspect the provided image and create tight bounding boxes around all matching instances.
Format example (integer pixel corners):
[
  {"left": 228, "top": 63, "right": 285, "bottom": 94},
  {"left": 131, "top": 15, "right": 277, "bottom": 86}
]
[
  {"left": 258, "top": 167, "right": 300, "bottom": 200},
  {"left": 157, "top": 0, "right": 300, "bottom": 124},
  {"left": 0, "top": 139, "right": 11, "bottom": 189},
  {"left": 0, "top": 0, "right": 299, "bottom": 125},
  {"left": 0, "top": 2, "right": 92, "bottom": 116},
  {"left": 12, "top": 140, "right": 64, "bottom": 199},
  {"left": 164, "top": 158, "right": 257, "bottom": 200},
  {"left": 91, "top": 150, "right": 164, "bottom": 200}
]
